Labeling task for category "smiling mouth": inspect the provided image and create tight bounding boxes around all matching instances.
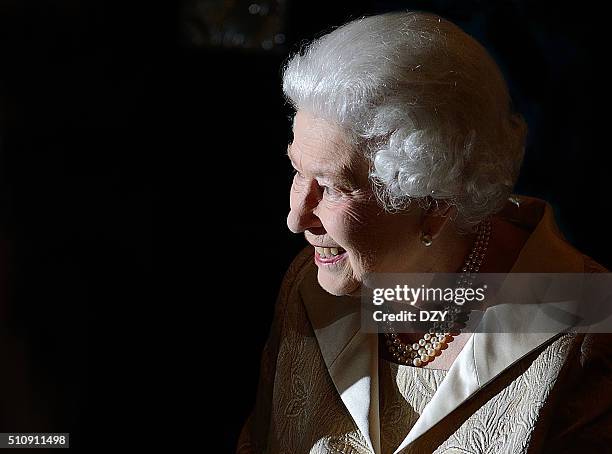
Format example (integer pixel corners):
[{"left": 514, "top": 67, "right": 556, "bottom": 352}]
[{"left": 313, "top": 246, "right": 348, "bottom": 265}]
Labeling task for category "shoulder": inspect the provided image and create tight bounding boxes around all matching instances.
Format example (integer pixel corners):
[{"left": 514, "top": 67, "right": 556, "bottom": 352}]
[
  {"left": 269, "top": 246, "right": 316, "bottom": 333},
  {"left": 505, "top": 197, "right": 610, "bottom": 273},
  {"left": 277, "top": 246, "right": 315, "bottom": 303},
  {"left": 542, "top": 331, "right": 612, "bottom": 450}
]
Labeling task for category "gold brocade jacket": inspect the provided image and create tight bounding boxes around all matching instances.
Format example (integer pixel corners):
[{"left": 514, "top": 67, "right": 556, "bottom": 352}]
[{"left": 237, "top": 196, "right": 612, "bottom": 453}]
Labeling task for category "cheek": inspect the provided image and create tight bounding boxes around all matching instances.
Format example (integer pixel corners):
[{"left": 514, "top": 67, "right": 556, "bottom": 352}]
[{"left": 320, "top": 200, "right": 376, "bottom": 246}]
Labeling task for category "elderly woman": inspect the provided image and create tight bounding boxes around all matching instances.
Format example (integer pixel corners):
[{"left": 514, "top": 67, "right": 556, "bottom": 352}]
[{"left": 237, "top": 11, "right": 610, "bottom": 454}]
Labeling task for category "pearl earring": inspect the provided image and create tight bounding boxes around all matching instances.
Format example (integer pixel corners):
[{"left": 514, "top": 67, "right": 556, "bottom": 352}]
[{"left": 421, "top": 232, "right": 433, "bottom": 247}]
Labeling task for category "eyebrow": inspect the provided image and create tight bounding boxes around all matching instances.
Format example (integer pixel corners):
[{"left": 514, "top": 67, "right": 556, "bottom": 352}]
[{"left": 286, "top": 142, "right": 358, "bottom": 187}]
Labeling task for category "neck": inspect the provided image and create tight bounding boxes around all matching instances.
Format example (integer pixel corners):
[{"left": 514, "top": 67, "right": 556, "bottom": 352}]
[
  {"left": 421, "top": 224, "right": 477, "bottom": 274},
  {"left": 479, "top": 215, "right": 530, "bottom": 273}
]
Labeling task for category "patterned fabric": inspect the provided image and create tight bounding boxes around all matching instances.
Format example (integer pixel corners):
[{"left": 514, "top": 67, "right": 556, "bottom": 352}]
[
  {"left": 238, "top": 284, "right": 611, "bottom": 453},
  {"left": 431, "top": 334, "right": 574, "bottom": 454},
  {"left": 379, "top": 361, "right": 447, "bottom": 454}
]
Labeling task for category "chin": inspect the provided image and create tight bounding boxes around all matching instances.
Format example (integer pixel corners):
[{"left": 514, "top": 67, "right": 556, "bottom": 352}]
[{"left": 316, "top": 269, "right": 361, "bottom": 297}]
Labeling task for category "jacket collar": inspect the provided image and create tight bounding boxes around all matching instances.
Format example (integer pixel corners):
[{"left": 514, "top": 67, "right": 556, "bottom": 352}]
[
  {"left": 300, "top": 196, "right": 584, "bottom": 453},
  {"left": 299, "top": 267, "right": 381, "bottom": 453}
]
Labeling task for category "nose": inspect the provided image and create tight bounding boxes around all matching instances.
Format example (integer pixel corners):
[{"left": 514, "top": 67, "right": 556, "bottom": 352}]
[{"left": 287, "top": 179, "right": 324, "bottom": 234}]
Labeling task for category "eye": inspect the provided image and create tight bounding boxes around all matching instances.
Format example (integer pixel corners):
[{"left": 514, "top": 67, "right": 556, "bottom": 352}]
[{"left": 321, "top": 185, "right": 340, "bottom": 198}]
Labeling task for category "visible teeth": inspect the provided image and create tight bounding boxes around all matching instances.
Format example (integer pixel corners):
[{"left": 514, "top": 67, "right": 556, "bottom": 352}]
[
  {"left": 315, "top": 246, "right": 328, "bottom": 258},
  {"left": 314, "top": 246, "right": 345, "bottom": 259}
]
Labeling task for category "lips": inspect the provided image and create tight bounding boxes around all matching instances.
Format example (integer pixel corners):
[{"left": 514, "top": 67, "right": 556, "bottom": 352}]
[{"left": 313, "top": 246, "right": 348, "bottom": 265}]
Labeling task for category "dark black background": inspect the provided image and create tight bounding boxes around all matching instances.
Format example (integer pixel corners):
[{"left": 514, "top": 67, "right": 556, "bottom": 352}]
[{"left": 0, "top": 1, "right": 609, "bottom": 452}]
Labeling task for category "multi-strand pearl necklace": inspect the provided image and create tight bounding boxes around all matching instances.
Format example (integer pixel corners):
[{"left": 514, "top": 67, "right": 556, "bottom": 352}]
[{"left": 382, "top": 219, "right": 492, "bottom": 367}]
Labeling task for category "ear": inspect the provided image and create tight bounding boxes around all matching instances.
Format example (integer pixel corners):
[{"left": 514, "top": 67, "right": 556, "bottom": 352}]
[{"left": 420, "top": 199, "right": 457, "bottom": 240}]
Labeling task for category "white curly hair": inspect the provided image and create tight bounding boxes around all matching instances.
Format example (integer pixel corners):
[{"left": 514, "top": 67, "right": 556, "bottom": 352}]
[{"left": 282, "top": 11, "right": 527, "bottom": 231}]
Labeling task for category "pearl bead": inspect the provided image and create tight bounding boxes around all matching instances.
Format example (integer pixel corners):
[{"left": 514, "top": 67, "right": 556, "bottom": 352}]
[
  {"left": 419, "top": 339, "right": 426, "bottom": 346},
  {"left": 412, "top": 343, "right": 420, "bottom": 350},
  {"left": 413, "top": 358, "right": 422, "bottom": 367},
  {"left": 423, "top": 333, "right": 431, "bottom": 341}
]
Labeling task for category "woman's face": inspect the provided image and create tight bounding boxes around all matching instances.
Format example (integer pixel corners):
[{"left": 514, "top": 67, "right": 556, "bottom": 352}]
[{"left": 287, "top": 110, "right": 423, "bottom": 296}]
